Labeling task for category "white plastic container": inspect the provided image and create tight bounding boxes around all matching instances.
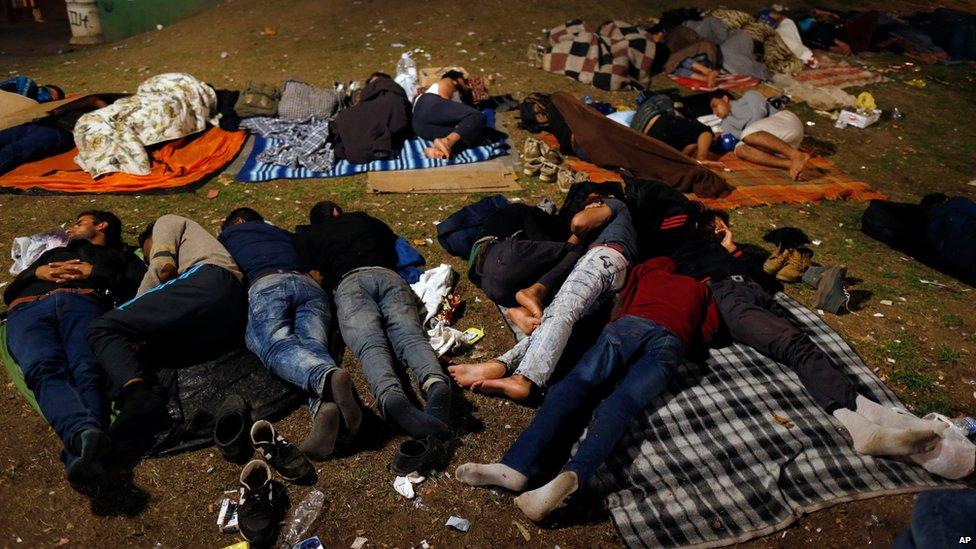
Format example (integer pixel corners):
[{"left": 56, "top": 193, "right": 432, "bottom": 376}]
[
  {"left": 65, "top": 0, "right": 104, "bottom": 45},
  {"left": 834, "top": 108, "right": 881, "bottom": 129}
]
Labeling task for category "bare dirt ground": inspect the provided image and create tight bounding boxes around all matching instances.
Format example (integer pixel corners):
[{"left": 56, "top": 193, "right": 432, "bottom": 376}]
[{"left": 0, "top": 0, "right": 975, "bottom": 547}]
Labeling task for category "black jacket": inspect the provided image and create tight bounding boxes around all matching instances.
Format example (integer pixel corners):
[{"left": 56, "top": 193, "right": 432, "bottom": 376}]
[
  {"left": 332, "top": 76, "right": 412, "bottom": 164},
  {"left": 671, "top": 237, "right": 782, "bottom": 293},
  {"left": 3, "top": 239, "right": 147, "bottom": 306},
  {"left": 292, "top": 212, "right": 400, "bottom": 291}
]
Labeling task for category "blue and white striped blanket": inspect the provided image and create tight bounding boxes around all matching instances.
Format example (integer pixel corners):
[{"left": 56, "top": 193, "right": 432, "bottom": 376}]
[{"left": 236, "top": 133, "right": 509, "bottom": 182}]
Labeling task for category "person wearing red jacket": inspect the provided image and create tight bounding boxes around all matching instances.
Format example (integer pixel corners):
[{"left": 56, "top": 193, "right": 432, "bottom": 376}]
[{"left": 455, "top": 257, "right": 719, "bottom": 522}]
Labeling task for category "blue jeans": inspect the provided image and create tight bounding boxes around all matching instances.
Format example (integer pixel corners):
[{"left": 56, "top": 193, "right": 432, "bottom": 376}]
[
  {"left": 5, "top": 292, "right": 108, "bottom": 465},
  {"left": 894, "top": 489, "right": 976, "bottom": 549},
  {"left": 245, "top": 273, "right": 337, "bottom": 415},
  {"left": 0, "top": 123, "right": 73, "bottom": 175},
  {"left": 333, "top": 267, "right": 447, "bottom": 413},
  {"left": 502, "top": 315, "right": 683, "bottom": 485}
]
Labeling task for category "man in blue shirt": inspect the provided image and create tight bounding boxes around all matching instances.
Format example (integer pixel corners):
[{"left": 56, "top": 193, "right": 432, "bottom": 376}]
[{"left": 218, "top": 207, "right": 362, "bottom": 459}]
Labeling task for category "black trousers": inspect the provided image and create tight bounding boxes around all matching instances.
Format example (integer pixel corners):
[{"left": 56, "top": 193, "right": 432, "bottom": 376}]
[
  {"left": 476, "top": 239, "right": 583, "bottom": 308},
  {"left": 412, "top": 93, "right": 486, "bottom": 147},
  {"left": 86, "top": 264, "right": 246, "bottom": 399},
  {"left": 708, "top": 278, "right": 857, "bottom": 412}
]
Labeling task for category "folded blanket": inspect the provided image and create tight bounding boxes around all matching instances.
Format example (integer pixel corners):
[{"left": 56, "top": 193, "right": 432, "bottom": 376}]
[
  {"left": 239, "top": 116, "right": 335, "bottom": 172},
  {"left": 543, "top": 20, "right": 657, "bottom": 91},
  {"left": 591, "top": 293, "right": 957, "bottom": 548}
]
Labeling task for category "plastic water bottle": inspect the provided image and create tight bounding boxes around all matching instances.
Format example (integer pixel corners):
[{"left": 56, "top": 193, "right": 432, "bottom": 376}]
[
  {"left": 395, "top": 52, "right": 419, "bottom": 102},
  {"left": 279, "top": 490, "right": 325, "bottom": 548},
  {"left": 952, "top": 416, "right": 976, "bottom": 437}
]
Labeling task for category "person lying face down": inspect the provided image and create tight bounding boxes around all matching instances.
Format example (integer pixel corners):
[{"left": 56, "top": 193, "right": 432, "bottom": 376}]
[
  {"left": 449, "top": 193, "right": 637, "bottom": 402},
  {"left": 455, "top": 257, "right": 720, "bottom": 522},
  {"left": 412, "top": 69, "right": 487, "bottom": 160},
  {"left": 3, "top": 210, "right": 145, "bottom": 484},
  {"left": 670, "top": 210, "right": 968, "bottom": 479},
  {"left": 710, "top": 90, "right": 811, "bottom": 181},
  {"left": 217, "top": 207, "right": 363, "bottom": 460},
  {"left": 85, "top": 214, "right": 246, "bottom": 445},
  {"left": 292, "top": 201, "right": 453, "bottom": 442}
]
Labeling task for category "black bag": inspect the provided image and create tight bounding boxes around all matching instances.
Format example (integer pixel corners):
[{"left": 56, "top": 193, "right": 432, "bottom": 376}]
[
  {"left": 860, "top": 199, "right": 927, "bottom": 254},
  {"left": 518, "top": 92, "right": 552, "bottom": 133},
  {"left": 437, "top": 195, "right": 511, "bottom": 257}
]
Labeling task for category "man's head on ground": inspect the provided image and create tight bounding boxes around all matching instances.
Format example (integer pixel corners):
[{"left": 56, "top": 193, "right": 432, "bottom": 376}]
[
  {"left": 697, "top": 209, "right": 731, "bottom": 241},
  {"left": 138, "top": 222, "right": 155, "bottom": 263},
  {"left": 222, "top": 207, "right": 264, "bottom": 230},
  {"left": 67, "top": 210, "right": 122, "bottom": 248},
  {"left": 310, "top": 201, "right": 343, "bottom": 224},
  {"left": 43, "top": 84, "right": 65, "bottom": 101},
  {"left": 710, "top": 91, "right": 735, "bottom": 118}
]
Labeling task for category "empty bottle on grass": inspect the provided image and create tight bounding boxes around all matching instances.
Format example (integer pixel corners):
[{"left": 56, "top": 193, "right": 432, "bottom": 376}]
[
  {"left": 395, "top": 52, "right": 419, "bottom": 102},
  {"left": 279, "top": 489, "right": 325, "bottom": 548}
]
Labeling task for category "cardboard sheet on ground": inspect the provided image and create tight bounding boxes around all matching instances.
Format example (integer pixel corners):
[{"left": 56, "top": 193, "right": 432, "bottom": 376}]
[
  {"left": 366, "top": 156, "right": 520, "bottom": 193},
  {"left": 0, "top": 127, "right": 246, "bottom": 194},
  {"left": 0, "top": 91, "right": 85, "bottom": 131}
]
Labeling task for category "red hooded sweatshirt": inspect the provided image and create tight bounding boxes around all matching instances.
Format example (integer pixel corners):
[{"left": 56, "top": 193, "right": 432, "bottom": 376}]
[{"left": 614, "top": 256, "right": 720, "bottom": 349}]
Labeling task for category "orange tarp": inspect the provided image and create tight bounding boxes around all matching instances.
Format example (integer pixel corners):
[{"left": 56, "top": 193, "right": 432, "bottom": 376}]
[{"left": 0, "top": 127, "right": 246, "bottom": 194}]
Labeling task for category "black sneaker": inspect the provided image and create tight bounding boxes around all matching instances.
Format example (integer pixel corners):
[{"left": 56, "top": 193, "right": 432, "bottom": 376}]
[
  {"left": 250, "top": 420, "right": 315, "bottom": 482},
  {"left": 214, "top": 394, "right": 252, "bottom": 463},
  {"left": 391, "top": 436, "right": 448, "bottom": 475},
  {"left": 238, "top": 459, "right": 285, "bottom": 545}
]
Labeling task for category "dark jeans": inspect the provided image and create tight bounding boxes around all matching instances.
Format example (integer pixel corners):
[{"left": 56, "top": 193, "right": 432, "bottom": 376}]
[
  {"left": 245, "top": 273, "right": 337, "bottom": 416},
  {"left": 333, "top": 267, "right": 447, "bottom": 412},
  {"left": 412, "top": 93, "right": 486, "bottom": 147},
  {"left": 476, "top": 239, "right": 583, "bottom": 308},
  {"left": 894, "top": 489, "right": 976, "bottom": 549},
  {"left": 6, "top": 292, "right": 108, "bottom": 465},
  {"left": 502, "top": 315, "right": 683, "bottom": 485},
  {"left": 708, "top": 278, "right": 857, "bottom": 412},
  {"left": 0, "top": 123, "right": 73, "bottom": 175},
  {"left": 86, "top": 264, "right": 246, "bottom": 399}
]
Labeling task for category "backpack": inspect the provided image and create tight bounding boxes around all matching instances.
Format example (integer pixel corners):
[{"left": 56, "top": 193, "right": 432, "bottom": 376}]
[
  {"left": 518, "top": 92, "right": 551, "bottom": 133},
  {"left": 235, "top": 82, "right": 282, "bottom": 118},
  {"left": 437, "top": 195, "right": 511, "bottom": 257},
  {"left": 860, "top": 199, "right": 928, "bottom": 254}
]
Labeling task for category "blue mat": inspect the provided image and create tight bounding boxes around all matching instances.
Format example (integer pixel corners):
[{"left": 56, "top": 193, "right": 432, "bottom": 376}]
[{"left": 236, "top": 132, "right": 509, "bottom": 182}]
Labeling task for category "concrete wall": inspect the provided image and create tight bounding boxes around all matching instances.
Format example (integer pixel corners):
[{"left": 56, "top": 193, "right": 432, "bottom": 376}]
[{"left": 96, "top": 0, "right": 221, "bottom": 41}]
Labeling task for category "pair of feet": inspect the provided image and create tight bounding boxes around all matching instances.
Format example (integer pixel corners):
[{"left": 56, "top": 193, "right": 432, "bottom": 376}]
[
  {"left": 448, "top": 361, "right": 534, "bottom": 401},
  {"left": 423, "top": 134, "right": 461, "bottom": 159},
  {"left": 455, "top": 462, "right": 579, "bottom": 522},
  {"left": 786, "top": 151, "right": 812, "bottom": 181},
  {"left": 300, "top": 369, "right": 364, "bottom": 460},
  {"left": 505, "top": 283, "right": 548, "bottom": 335},
  {"left": 384, "top": 381, "right": 454, "bottom": 441}
]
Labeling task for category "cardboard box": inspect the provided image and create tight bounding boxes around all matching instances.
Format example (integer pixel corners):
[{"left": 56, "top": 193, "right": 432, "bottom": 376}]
[{"left": 835, "top": 109, "right": 881, "bottom": 129}]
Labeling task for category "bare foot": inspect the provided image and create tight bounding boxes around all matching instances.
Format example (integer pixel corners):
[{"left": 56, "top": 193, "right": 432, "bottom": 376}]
[
  {"left": 706, "top": 70, "right": 718, "bottom": 89},
  {"left": 507, "top": 306, "right": 542, "bottom": 335},
  {"left": 434, "top": 137, "right": 454, "bottom": 158},
  {"left": 789, "top": 152, "right": 811, "bottom": 181},
  {"left": 515, "top": 283, "right": 547, "bottom": 319},
  {"left": 448, "top": 361, "right": 506, "bottom": 388},
  {"left": 424, "top": 146, "right": 447, "bottom": 160},
  {"left": 472, "top": 375, "right": 534, "bottom": 401}
]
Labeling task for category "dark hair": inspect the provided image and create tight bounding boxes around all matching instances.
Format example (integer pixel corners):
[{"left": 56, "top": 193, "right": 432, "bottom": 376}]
[
  {"left": 44, "top": 84, "right": 65, "bottom": 100},
  {"left": 441, "top": 70, "right": 465, "bottom": 82},
  {"left": 920, "top": 193, "right": 949, "bottom": 211},
  {"left": 710, "top": 90, "right": 734, "bottom": 101},
  {"left": 78, "top": 210, "right": 123, "bottom": 248},
  {"left": 138, "top": 222, "right": 155, "bottom": 249},
  {"left": 310, "top": 201, "right": 343, "bottom": 224},
  {"left": 697, "top": 209, "right": 730, "bottom": 237},
  {"left": 222, "top": 207, "right": 264, "bottom": 230},
  {"left": 367, "top": 72, "right": 391, "bottom": 83}
]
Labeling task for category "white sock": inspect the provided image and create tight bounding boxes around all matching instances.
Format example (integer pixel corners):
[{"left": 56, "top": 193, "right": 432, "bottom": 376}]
[
  {"left": 455, "top": 463, "right": 527, "bottom": 491},
  {"left": 833, "top": 408, "right": 939, "bottom": 456},
  {"left": 514, "top": 471, "right": 579, "bottom": 522}
]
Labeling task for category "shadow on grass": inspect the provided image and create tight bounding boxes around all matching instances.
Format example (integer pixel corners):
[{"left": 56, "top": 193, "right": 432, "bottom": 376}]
[{"left": 72, "top": 468, "right": 150, "bottom": 518}]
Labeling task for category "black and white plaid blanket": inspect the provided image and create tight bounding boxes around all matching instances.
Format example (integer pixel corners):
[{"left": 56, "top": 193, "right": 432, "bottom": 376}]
[{"left": 590, "top": 293, "right": 957, "bottom": 548}]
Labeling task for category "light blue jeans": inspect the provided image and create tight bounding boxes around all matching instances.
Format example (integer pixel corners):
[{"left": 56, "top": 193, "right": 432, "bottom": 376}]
[
  {"left": 245, "top": 272, "right": 337, "bottom": 416},
  {"left": 333, "top": 267, "right": 447, "bottom": 414}
]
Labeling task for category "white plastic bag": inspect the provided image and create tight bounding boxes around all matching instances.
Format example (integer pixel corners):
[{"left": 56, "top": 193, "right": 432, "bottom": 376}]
[{"left": 913, "top": 413, "right": 976, "bottom": 480}]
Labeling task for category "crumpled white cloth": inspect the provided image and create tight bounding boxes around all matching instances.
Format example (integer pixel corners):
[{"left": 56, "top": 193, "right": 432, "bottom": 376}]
[
  {"left": 9, "top": 230, "right": 68, "bottom": 275},
  {"left": 426, "top": 318, "right": 465, "bottom": 357},
  {"left": 393, "top": 471, "right": 425, "bottom": 499},
  {"left": 410, "top": 263, "right": 454, "bottom": 324}
]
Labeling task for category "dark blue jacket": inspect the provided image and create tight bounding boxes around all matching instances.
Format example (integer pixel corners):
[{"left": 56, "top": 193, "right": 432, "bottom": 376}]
[
  {"left": 927, "top": 197, "right": 976, "bottom": 276},
  {"left": 218, "top": 221, "right": 304, "bottom": 282}
]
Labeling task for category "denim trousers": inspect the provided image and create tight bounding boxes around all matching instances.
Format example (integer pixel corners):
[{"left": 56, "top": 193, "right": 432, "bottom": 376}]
[
  {"left": 6, "top": 292, "right": 108, "bottom": 466},
  {"left": 502, "top": 315, "right": 683, "bottom": 485},
  {"left": 245, "top": 272, "right": 337, "bottom": 415},
  {"left": 333, "top": 267, "right": 447, "bottom": 412}
]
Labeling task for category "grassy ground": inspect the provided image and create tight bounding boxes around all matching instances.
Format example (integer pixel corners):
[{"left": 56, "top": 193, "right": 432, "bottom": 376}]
[{"left": 1, "top": 0, "right": 975, "bottom": 547}]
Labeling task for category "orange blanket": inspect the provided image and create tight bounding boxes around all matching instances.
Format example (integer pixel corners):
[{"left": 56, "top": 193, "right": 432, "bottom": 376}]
[
  {"left": 539, "top": 132, "right": 883, "bottom": 209},
  {"left": 0, "top": 127, "right": 245, "bottom": 194}
]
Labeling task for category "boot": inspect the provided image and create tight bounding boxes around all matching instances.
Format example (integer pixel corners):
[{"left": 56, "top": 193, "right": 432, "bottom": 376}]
[
  {"left": 776, "top": 248, "right": 813, "bottom": 283},
  {"left": 802, "top": 265, "right": 828, "bottom": 289},
  {"left": 763, "top": 247, "right": 791, "bottom": 275},
  {"left": 815, "top": 266, "right": 850, "bottom": 314},
  {"left": 214, "top": 394, "right": 252, "bottom": 463}
]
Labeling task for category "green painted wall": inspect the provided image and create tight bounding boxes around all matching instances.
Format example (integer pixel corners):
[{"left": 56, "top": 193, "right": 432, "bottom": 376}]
[{"left": 96, "top": 0, "right": 222, "bottom": 41}]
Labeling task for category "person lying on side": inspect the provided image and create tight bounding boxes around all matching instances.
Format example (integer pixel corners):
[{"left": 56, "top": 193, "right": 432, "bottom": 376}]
[
  {"left": 455, "top": 257, "right": 719, "bottom": 521},
  {"left": 412, "top": 70, "right": 487, "bottom": 160}
]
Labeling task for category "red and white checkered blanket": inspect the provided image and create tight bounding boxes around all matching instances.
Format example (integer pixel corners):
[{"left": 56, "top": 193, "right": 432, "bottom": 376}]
[{"left": 542, "top": 20, "right": 657, "bottom": 91}]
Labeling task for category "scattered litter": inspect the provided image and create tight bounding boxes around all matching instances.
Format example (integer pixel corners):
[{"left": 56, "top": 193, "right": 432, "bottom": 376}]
[
  {"left": 411, "top": 238, "right": 428, "bottom": 247},
  {"left": 886, "top": 358, "right": 896, "bottom": 364},
  {"left": 112, "top": 44, "right": 126, "bottom": 50},
  {"left": 394, "top": 471, "right": 426, "bottom": 499},
  {"left": 220, "top": 51, "right": 229, "bottom": 59},
  {"left": 771, "top": 412, "right": 794, "bottom": 429},
  {"left": 391, "top": 42, "right": 405, "bottom": 48},
  {"left": 282, "top": 490, "right": 326, "bottom": 548},
  {"left": 873, "top": 313, "right": 885, "bottom": 318},
  {"left": 513, "top": 520, "right": 532, "bottom": 541},
  {"left": 0, "top": 282, "right": 7, "bottom": 289},
  {"left": 968, "top": 179, "right": 976, "bottom": 187},
  {"left": 879, "top": 300, "right": 893, "bottom": 306},
  {"left": 805, "top": 121, "right": 815, "bottom": 126},
  {"left": 206, "top": 189, "right": 219, "bottom": 200},
  {"left": 261, "top": 27, "right": 277, "bottom": 36},
  {"left": 215, "top": 490, "right": 240, "bottom": 533},
  {"left": 220, "top": 543, "right": 248, "bottom": 549},
  {"left": 351, "top": 537, "right": 368, "bottom": 549},
  {"left": 445, "top": 516, "right": 471, "bottom": 532},
  {"left": 206, "top": 466, "right": 215, "bottom": 474},
  {"left": 419, "top": 540, "right": 430, "bottom": 549},
  {"left": 904, "top": 78, "right": 926, "bottom": 88},
  {"left": 155, "top": 24, "right": 164, "bottom": 30},
  {"left": 811, "top": 240, "right": 822, "bottom": 246},
  {"left": 294, "top": 537, "right": 324, "bottom": 549},
  {"left": 461, "top": 327, "right": 485, "bottom": 346}
]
